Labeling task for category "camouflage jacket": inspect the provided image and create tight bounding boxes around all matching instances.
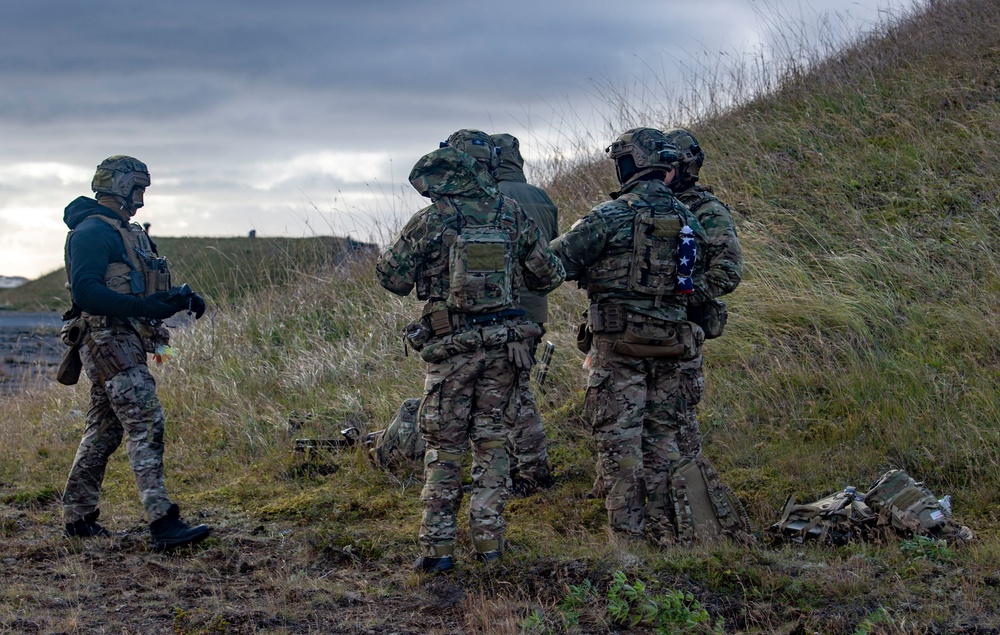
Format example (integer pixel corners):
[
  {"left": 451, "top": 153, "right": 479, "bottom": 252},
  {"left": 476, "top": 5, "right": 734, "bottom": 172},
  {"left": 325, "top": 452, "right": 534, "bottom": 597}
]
[
  {"left": 376, "top": 146, "right": 565, "bottom": 317},
  {"left": 550, "top": 178, "right": 707, "bottom": 323},
  {"left": 672, "top": 184, "right": 743, "bottom": 304}
]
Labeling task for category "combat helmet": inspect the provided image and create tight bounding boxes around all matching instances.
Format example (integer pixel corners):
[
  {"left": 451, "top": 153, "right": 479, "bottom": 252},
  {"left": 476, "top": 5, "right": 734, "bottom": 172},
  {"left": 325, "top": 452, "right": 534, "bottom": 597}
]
[
  {"left": 663, "top": 128, "right": 705, "bottom": 186},
  {"left": 92, "top": 155, "right": 151, "bottom": 212},
  {"left": 444, "top": 129, "right": 500, "bottom": 174},
  {"left": 606, "top": 127, "right": 680, "bottom": 185}
]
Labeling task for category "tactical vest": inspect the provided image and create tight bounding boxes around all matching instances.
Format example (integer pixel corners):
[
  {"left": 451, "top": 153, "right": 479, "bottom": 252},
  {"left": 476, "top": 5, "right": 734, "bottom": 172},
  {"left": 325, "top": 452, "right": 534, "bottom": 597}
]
[
  {"left": 582, "top": 194, "right": 701, "bottom": 302},
  {"left": 675, "top": 187, "right": 722, "bottom": 214},
  {"left": 414, "top": 196, "right": 518, "bottom": 314},
  {"left": 64, "top": 215, "right": 172, "bottom": 301}
]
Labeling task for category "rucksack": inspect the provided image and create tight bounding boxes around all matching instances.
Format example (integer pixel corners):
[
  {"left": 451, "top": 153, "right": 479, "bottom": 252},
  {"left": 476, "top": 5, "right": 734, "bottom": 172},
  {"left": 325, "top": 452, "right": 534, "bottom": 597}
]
[
  {"left": 369, "top": 398, "right": 426, "bottom": 470},
  {"left": 772, "top": 488, "right": 876, "bottom": 545},
  {"left": 770, "top": 469, "right": 973, "bottom": 545},
  {"left": 671, "top": 456, "right": 752, "bottom": 545},
  {"left": 864, "top": 470, "right": 972, "bottom": 542}
]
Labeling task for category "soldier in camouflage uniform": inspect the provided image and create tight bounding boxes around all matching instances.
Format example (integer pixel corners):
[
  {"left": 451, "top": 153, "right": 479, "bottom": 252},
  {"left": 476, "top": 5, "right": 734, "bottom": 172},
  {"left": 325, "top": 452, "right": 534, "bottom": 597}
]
[
  {"left": 61, "top": 156, "right": 211, "bottom": 551},
  {"left": 490, "top": 133, "right": 559, "bottom": 495},
  {"left": 377, "top": 131, "right": 564, "bottom": 573},
  {"left": 663, "top": 128, "right": 743, "bottom": 449},
  {"left": 550, "top": 128, "right": 713, "bottom": 541}
]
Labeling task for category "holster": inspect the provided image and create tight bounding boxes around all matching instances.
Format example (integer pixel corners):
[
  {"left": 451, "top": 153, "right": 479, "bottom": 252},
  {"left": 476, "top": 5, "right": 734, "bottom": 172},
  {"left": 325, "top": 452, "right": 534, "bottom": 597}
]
[{"left": 56, "top": 317, "right": 88, "bottom": 386}]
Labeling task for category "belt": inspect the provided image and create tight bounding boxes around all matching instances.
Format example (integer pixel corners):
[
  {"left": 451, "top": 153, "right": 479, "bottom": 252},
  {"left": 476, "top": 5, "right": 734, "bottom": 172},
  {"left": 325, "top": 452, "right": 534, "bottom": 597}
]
[{"left": 427, "top": 308, "right": 526, "bottom": 337}]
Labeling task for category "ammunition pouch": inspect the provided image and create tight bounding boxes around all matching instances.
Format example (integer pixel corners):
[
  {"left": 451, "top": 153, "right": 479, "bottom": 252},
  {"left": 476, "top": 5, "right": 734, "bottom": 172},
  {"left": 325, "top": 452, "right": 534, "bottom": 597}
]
[
  {"left": 83, "top": 331, "right": 148, "bottom": 384},
  {"left": 56, "top": 317, "right": 88, "bottom": 386},
  {"left": 418, "top": 317, "right": 541, "bottom": 364},
  {"left": 588, "top": 303, "right": 626, "bottom": 334},
  {"left": 687, "top": 299, "right": 728, "bottom": 340},
  {"left": 612, "top": 318, "right": 704, "bottom": 360}
]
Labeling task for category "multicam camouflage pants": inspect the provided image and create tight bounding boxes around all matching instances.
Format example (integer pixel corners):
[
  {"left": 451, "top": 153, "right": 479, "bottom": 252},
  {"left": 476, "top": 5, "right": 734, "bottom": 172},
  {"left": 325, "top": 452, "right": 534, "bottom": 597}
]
[
  {"left": 586, "top": 334, "right": 703, "bottom": 536},
  {"left": 418, "top": 343, "right": 518, "bottom": 557},
  {"left": 506, "top": 336, "right": 549, "bottom": 483},
  {"left": 63, "top": 327, "right": 174, "bottom": 524}
]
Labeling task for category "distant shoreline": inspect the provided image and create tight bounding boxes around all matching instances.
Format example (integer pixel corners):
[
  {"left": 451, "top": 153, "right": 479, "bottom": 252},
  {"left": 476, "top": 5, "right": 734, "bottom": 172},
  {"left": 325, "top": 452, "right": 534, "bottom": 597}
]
[{"left": 0, "top": 312, "right": 62, "bottom": 394}]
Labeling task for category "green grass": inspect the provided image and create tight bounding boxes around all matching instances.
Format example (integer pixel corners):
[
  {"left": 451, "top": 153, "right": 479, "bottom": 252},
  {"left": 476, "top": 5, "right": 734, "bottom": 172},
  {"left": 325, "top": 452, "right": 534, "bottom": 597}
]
[{"left": 3, "top": 0, "right": 1000, "bottom": 632}]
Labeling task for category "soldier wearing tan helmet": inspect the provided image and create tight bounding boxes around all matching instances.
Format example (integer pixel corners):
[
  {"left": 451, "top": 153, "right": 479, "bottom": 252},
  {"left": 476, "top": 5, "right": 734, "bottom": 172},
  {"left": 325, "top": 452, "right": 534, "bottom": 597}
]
[
  {"left": 60, "top": 155, "right": 211, "bottom": 551},
  {"left": 550, "top": 128, "right": 748, "bottom": 545}
]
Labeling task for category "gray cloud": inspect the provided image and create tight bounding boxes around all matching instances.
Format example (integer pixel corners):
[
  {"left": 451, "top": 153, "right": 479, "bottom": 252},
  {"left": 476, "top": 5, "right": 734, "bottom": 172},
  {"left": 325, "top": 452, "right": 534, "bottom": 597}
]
[{"left": 0, "top": 0, "right": 920, "bottom": 278}]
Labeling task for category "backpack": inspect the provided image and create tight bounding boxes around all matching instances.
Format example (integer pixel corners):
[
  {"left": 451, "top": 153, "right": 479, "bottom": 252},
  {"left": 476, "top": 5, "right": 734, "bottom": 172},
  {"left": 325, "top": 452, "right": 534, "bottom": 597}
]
[
  {"left": 864, "top": 470, "right": 972, "bottom": 542},
  {"left": 671, "top": 456, "right": 752, "bottom": 545},
  {"left": 369, "top": 398, "right": 426, "bottom": 469},
  {"left": 770, "top": 469, "right": 973, "bottom": 545},
  {"left": 446, "top": 209, "right": 516, "bottom": 313},
  {"left": 772, "top": 488, "right": 876, "bottom": 545}
]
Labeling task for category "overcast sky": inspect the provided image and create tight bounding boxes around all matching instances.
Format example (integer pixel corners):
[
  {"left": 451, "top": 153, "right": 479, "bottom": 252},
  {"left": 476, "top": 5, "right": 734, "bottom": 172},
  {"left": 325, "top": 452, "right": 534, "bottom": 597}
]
[{"left": 0, "top": 0, "right": 919, "bottom": 280}]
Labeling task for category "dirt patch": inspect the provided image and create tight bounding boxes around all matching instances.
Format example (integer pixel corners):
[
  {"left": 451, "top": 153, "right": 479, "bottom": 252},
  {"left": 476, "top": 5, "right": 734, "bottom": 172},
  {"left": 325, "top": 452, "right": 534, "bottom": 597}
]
[{"left": 0, "top": 504, "right": 489, "bottom": 634}]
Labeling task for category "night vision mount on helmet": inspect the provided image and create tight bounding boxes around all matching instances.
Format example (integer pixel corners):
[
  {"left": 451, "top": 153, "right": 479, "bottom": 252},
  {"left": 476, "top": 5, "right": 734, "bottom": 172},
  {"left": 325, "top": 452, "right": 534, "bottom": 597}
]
[
  {"left": 443, "top": 129, "right": 500, "bottom": 174},
  {"left": 606, "top": 127, "right": 680, "bottom": 185},
  {"left": 91, "top": 155, "right": 151, "bottom": 211},
  {"left": 663, "top": 128, "right": 705, "bottom": 185}
]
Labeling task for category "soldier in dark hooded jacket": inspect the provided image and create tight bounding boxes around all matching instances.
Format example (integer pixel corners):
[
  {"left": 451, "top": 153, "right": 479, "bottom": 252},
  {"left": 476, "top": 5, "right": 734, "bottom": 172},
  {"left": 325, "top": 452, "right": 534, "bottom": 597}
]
[
  {"left": 490, "top": 133, "right": 559, "bottom": 493},
  {"left": 377, "top": 133, "right": 564, "bottom": 573},
  {"left": 60, "top": 155, "right": 210, "bottom": 551}
]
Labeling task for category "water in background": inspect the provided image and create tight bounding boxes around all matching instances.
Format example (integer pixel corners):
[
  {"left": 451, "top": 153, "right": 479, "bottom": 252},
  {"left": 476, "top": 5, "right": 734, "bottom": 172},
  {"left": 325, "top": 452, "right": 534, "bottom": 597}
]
[{"left": 0, "top": 312, "right": 62, "bottom": 394}]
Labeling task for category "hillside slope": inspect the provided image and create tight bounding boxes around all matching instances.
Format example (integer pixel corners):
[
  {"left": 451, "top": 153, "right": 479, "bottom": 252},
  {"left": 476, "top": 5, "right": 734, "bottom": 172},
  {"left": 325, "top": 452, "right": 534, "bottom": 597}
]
[
  {"left": 2, "top": 1, "right": 1000, "bottom": 633},
  {"left": 0, "top": 235, "right": 373, "bottom": 312}
]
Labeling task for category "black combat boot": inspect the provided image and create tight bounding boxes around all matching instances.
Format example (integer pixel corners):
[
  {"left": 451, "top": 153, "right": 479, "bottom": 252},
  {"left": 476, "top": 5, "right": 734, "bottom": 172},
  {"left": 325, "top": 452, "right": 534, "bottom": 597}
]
[
  {"left": 149, "top": 504, "right": 211, "bottom": 551},
  {"left": 64, "top": 509, "right": 112, "bottom": 538},
  {"left": 413, "top": 555, "right": 454, "bottom": 574}
]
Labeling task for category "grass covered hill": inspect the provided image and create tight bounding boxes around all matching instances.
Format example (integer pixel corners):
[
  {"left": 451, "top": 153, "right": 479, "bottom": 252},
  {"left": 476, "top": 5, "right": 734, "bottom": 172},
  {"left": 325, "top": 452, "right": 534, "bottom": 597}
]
[
  {"left": 2, "top": 0, "right": 1000, "bottom": 632},
  {"left": 0, "top": 235, "right": 374, "bottom": 312}
]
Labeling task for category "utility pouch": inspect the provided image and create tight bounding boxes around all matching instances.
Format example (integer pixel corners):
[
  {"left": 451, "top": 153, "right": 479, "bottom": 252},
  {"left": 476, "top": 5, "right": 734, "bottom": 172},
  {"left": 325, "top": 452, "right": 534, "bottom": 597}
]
[
  {"left": 687, "top": 299, "right": 728, "bottom": 340},
  {"left": 419, "top": 328, "right": 484, "bottom": 363},
  {"left": 403, "top": 319, "right": 431, "bottom": 352},
  {"left": 428, "top": 310, "right": 452, "bottom": 337},
  {"left": 589, "top": 303, "right": 625, "bottom": 334},
  {"left": 612, "top": 320, "right": 704, "bottom": 360},
  {"left": 104, "top": 262, "right": 134, "bottom": 295}
]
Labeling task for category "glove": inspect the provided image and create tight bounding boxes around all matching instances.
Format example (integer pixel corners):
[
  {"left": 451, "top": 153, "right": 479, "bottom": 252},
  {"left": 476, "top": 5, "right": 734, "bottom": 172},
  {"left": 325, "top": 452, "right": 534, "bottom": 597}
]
[
  {"left": 507, "top": 340, "right": 534, "bottom": 370},
  {"left": 146, "top": 289, "right": 188, "bottom": 310},
  {"left": 188, "top": 293, "right": 207, "bottom": 319},
  {"left": 142, "top": 298, "right": 181, "bottom": 320}
]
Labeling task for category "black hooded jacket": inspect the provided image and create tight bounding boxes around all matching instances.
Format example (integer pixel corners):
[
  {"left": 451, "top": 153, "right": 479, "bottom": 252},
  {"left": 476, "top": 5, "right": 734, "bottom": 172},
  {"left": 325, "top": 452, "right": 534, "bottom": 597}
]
[
  {"left": 63, "top": 196, "right": 158, "bottom": 318},
  {"left": 494, "top": 158, "right": 558, "bottom": 324}
]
